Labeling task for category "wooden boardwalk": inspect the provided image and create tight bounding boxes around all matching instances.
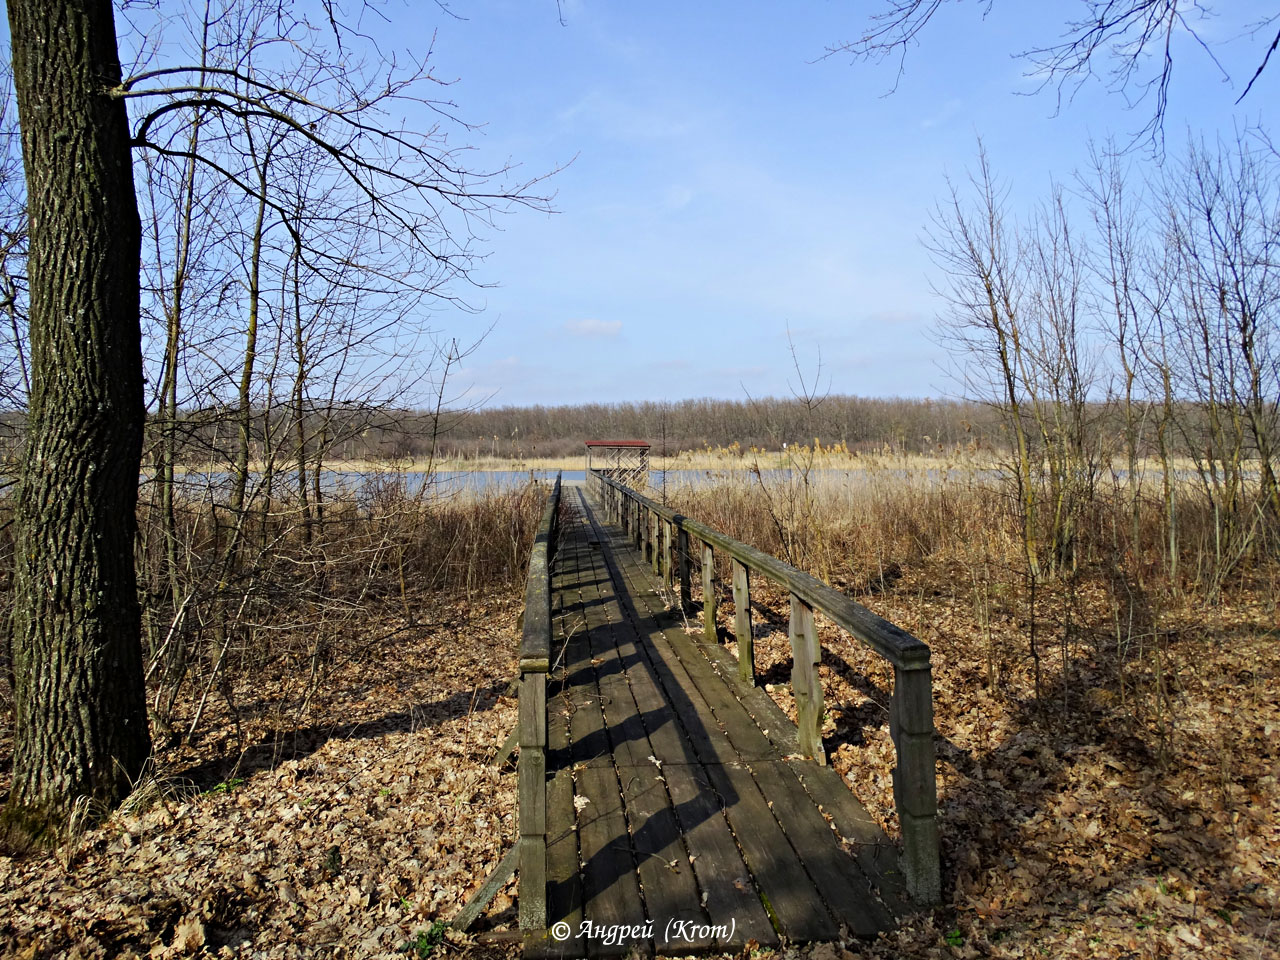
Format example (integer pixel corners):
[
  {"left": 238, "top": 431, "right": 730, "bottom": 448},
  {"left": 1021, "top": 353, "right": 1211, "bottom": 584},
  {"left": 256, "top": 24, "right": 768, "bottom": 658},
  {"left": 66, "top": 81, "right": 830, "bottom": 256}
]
[{"left": 535, "top": 484, "right": 909, "bottom": 957}]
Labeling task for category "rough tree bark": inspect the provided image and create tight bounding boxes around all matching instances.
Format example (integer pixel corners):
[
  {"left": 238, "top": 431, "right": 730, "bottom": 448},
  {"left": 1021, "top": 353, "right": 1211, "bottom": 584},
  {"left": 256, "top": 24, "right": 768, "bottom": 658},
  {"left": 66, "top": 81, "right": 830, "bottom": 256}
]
[{"left": 4, "top": 0, "right": 150, "bottom": 833}]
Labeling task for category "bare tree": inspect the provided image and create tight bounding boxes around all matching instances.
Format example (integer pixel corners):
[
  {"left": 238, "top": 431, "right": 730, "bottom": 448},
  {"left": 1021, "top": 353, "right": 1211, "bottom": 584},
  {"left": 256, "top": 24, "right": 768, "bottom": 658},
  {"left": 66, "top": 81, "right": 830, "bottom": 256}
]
[
  {"left": 929, "top": 145, "right": 1041, "bottom": 577},
  {"left": 927, "top": 144, "right": 1048, "bottom": 692},
  {"left": 828, "top": 2, "right": 1280, "bottom": 147},
  {"left": 1160, "top": 134, "right": 1280, "bottom": 587}
]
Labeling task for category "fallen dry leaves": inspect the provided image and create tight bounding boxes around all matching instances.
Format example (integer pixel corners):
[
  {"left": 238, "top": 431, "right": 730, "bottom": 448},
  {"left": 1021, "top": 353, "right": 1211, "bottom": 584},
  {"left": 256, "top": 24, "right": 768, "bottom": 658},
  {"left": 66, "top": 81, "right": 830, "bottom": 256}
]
[{"left": 1, "top": 590, "right": 526, "bottom": 960}]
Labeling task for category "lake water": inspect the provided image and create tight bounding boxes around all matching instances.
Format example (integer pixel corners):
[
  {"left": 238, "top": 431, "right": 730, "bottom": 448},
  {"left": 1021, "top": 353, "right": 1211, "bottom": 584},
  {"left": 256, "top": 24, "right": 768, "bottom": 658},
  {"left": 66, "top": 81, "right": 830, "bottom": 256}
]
[{"left": 158, "top": 466, "right": 1000, "bottom": 500}]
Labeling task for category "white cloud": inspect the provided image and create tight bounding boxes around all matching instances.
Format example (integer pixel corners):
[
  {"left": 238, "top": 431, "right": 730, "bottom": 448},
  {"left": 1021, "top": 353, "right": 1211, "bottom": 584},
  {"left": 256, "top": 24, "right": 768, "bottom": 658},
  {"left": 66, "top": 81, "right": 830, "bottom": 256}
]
[
  {"left": 557, "top": 89, "right": 699, "bottom": 142},
  {"left": 662, "top": 185, "right": 695, "bottom": 211},
  {"left": 564, "top": 318, "right": 622, "bottom": 338}
]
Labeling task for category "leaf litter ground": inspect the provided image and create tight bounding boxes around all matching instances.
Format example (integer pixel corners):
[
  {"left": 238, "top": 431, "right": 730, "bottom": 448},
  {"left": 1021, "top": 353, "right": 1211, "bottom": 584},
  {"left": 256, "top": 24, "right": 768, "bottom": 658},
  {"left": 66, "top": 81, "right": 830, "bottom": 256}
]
[{"left": 1, "top": 590, "right": 526, "bottom": 959}]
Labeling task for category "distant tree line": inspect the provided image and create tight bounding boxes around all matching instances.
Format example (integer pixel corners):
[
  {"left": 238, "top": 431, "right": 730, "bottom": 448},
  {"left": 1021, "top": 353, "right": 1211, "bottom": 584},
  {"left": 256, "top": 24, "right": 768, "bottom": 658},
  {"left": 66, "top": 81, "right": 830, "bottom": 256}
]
[
  {"left": 428, "top": 396, "right": 1003, "bottom": 460},
  {"left": 17, "top": 388, "right": 1256, "bottom": 467}
]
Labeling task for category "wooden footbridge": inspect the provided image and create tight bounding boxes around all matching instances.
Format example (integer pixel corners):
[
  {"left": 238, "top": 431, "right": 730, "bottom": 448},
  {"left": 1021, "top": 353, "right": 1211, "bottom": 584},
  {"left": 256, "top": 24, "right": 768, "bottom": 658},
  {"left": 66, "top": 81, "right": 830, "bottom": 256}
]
[{"left": 459, "top": 468, "right": 940, "bottom": 957}]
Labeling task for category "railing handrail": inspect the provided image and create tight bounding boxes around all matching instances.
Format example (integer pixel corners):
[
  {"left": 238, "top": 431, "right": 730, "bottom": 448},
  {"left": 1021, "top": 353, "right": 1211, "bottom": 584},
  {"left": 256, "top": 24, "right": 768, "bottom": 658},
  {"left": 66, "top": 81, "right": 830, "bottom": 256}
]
[
  {"left": 519, "top": 471, "right": 561, "bottom": 673},
  {"left": 590, "top": 471, "right": 930, "bottom": 669},
  {"left": 517, "top": 470, "right": 560, "bottom": 935}
]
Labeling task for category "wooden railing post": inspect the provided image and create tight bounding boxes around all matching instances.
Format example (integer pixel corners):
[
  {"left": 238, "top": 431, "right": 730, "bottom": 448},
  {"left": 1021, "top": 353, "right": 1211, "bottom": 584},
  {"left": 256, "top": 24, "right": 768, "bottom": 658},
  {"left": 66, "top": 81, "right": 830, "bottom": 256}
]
[
  {"left": 701, "top": 542, "right": 717, "bottom": 643},
  {"left": 677, "top": 527, "right": 692, "bottom": 612},
  {"left": 662, "top": 519, "right": 674, "bottom": 592},
  {"left": 788, "top": 593, "right": 825, "bottom": 764},
  {"left": 641, "top": 505, "right": 648, "bottom": 561},
  {"left": 518, "top": 671, "right": 547, "bottom": 930},
  {"left": 732, "top": 559, "right": 754, "bottom": 684},
  {"left": 650, "top": 510, "right": 661, "bottom": 575},
  {"left": 891, "top": 663, "right": 941, "bottom": 904}
]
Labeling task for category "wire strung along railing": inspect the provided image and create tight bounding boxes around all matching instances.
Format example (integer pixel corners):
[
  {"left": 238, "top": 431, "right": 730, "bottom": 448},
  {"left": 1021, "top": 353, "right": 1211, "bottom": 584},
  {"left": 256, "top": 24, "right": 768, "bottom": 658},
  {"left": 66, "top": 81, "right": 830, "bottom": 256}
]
[
  {"left": 517, "top": 472, "right": 561, "bottom": 931},
  {"left": 587, "top": 469, "right": 941, "bottom": 905}
]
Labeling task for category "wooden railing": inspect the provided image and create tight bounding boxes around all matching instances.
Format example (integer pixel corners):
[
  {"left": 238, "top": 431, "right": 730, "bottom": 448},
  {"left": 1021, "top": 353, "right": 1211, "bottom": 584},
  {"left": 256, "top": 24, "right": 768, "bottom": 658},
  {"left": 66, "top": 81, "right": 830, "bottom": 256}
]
[
  {"left": 587, "top": 470, "right": 941, "bottom": 905},
  {"left": 518, "top": 471, "right": 561, "bottom": 931}
]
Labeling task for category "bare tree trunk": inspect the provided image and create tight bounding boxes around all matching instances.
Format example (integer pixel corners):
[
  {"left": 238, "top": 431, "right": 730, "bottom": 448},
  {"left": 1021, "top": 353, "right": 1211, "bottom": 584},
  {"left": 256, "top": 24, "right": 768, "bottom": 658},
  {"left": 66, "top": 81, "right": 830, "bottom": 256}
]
[
  {"left": 4, "top": 0, "right": 150, "bottom": 832},
  {"left": 229, "top": 178, "right": 267, "bottom": 523},
  {"left": 290, "top": 235, "right": 312, "bottom": 544}
]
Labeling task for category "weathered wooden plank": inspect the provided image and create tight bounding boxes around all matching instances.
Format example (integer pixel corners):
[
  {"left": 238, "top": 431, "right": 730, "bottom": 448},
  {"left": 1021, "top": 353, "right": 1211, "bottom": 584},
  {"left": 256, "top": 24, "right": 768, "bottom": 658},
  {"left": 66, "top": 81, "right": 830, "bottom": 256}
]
[
  {"left": 453, "top": 842, "right": 519, "bottom": 932},
  {"left": 518, "top": 814, "right": 547, "bottom": 932},
  {"left": 698, "top": 643, "right": 801, "bottom": 757},
  {"left": 893, "top": 663, "right": 936, "bottom": 736},
  {"left": 541, "top": 683, "right": 584, "bottom": 959},
  {"left": 788, "top": 762, "right": 911, "bottom": 917},
  {"left": 650, "top": 510, "right": 660, "bottom": 575},
  {"left": 747, "top": 759, "right": 893, "bottom": 937},
  {"left": 661, "top": 763, "right": 779, "bottom": 949},
  {"left": 520, "top": 673, "right": 548, "bottom": 752},
  {"left": 574, "top": 506, "right": 648, "bottom": 770},
  {"left": 555, "top": 494, "right": 646, "bottom": 954},
  {"left": 568, "top": 488, "right": 707, "bottom": 954},
  {"left": 565, "top": 485, "right": 907, "bottom": 948},
  {"left": 575, "top": 762, "right": 650, "bottom": 957},
  {"left": 516, "top": 477, "right": 559, "bottom": 942},
  {"left": 607, "top": 551, "right": 841, "bottom": 942},
  {"left": 900, "top": 811, "right": 942, "bottom": 908},
  {"left": 699, "top": 635, "right": 911, "bottom": 919},
  {"left": 576, "top": 495, "right": 770, "bottom": 950},
  {"left": 889, "top": 664, "right": 939, "bottom": 905},
  {"left": 615, "top": 763, "right": 711, "bottom": 950},
  {"left": 566, "top": 560, "right": 611, "bottom": 769},
  {"left": 613, "top": 538, "right": 896, "bottom": 940},
  {"left": 519, "top": 475, "right": 561, "bottom": 669},
  {"left": 613, "top": 576, "right": 764, "bottom": 765},
  {"left": 651, "top": 616, "right": 778, "bottom": 765},
  {"left": 518, "top": 672, "right": 548, "bottom": 933},
  {"left": 493, "top": 727, "right": 518, "bottom": 769},
  {"left": 662, "top": 519, "right": 674, "bottom": 593},
  {"left": 677, "top": 528, "right": 692, "bottom": 613},
  {"left": 698, "top": 758, "right": 840, "bottom": 942}
]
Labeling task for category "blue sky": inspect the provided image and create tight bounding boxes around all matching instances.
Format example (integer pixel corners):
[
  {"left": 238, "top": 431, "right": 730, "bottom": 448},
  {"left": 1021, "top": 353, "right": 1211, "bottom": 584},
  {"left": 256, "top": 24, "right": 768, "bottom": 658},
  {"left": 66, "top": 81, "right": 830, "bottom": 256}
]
[{"left": 260, "top": 3, "right": 1280, "bottom": 406}]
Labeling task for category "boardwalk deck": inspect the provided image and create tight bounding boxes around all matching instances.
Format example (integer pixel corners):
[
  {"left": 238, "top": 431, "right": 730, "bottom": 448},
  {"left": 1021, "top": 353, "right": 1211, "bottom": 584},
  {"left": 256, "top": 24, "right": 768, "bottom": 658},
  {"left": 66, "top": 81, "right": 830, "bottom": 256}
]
[{"left": 530, "top": 484, "right": 907, "bottom": 957}]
